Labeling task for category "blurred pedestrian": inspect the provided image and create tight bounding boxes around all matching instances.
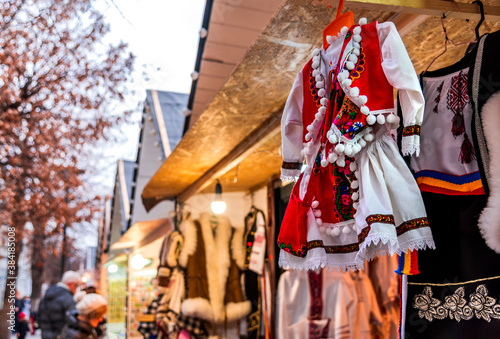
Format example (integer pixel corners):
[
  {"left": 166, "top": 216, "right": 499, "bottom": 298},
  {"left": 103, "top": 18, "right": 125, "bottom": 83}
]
[
  {"left": 16, "top": 312, "right": 29, "bottom": 339},
  {"left": 38, "top": 270, "right": 81, "bottom": 339},
  {"left": 60, "top": 293, "right": 108, "bottom": 339}
]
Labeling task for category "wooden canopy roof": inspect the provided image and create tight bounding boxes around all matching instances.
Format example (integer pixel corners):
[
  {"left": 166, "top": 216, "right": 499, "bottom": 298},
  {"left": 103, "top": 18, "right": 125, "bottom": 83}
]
[{"left": 142, "top": 0, "right": 500, "bottom": 211}]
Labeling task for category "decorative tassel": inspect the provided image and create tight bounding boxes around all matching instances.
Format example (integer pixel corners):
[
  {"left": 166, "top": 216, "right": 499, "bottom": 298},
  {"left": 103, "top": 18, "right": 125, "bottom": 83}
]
[
  {"left": 459, "top": 133, "right": 476, "bottom": 164},
  {"left": 395, "top": 252, "right": 405, "bottom": 275},
  {"left": 410, "top": 250, "right": 420, "bottom": 275},
  {"left": 451, "top": 113, "right": 465, "bottom": 137},
  {"left": 402, "top": 250, "right": 412, "bottom": 275}
]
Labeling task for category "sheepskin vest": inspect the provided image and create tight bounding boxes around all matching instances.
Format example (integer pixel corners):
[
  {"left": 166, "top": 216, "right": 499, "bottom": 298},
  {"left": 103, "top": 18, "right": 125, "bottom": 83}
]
[{"left": 178, "top": 213, "right": 251, "bottom": 325}]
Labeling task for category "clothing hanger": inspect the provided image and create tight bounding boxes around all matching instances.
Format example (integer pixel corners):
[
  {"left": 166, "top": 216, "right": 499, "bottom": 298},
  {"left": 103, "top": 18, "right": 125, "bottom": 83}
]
[
  {"left": 423, "top": 13, "right": 477, "bottom": 74},
  {"left": 465, "top": 0, "right": 485, "bottom": 54},
  {"left": 322, "top": 0, "right": 354, "bottom": 49}
]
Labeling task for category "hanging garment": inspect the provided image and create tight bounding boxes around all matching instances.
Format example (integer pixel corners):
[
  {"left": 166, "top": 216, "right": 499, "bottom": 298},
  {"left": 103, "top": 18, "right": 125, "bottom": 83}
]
[
  {"left": 400, "top": 36, "right": 500, "bottom": 338},
  {"left": 243, "top": 208, "right": 267, "bottom": 339},
  {"left": 178, "top": 213, "right": 251, "bottom": 338},
  {"left": 278, "top": 19, "right": 434, "bottom": 272},
  {"left": 276, "top": 268, "right": 382, "bottom": 339}
]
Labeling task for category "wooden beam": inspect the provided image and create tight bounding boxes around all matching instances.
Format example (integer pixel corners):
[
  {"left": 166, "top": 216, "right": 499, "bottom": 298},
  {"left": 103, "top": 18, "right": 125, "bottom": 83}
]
[
  {"left": 177, "top": 111, "right": 282, "bottom": 202},
  {"left": 391, "top": 13, "right": 429, "bottom": 37},
  {"left": 312, "top": 0, "right": 500, "bottom": 22}
]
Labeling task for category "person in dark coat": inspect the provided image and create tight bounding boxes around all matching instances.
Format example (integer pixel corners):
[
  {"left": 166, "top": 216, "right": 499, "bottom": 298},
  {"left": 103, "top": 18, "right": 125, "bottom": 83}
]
[
  {"left": 38, "top": 270, "right": 81, "bottom": 339},
  {"left": 16, "top": 312, "right": 29, "bottom": 339},
  {"left": 60, "top": 293, "right": 108, "bottom": 339}
]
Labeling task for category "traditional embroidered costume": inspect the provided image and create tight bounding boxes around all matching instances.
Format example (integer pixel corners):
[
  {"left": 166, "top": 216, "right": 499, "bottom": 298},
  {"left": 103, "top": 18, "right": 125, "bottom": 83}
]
[
  {"left": 278, "top": 19, "right": 435, "bottom": 271},
  {"left": 401, "top": 31, "right": 500, "bottom": 338}
]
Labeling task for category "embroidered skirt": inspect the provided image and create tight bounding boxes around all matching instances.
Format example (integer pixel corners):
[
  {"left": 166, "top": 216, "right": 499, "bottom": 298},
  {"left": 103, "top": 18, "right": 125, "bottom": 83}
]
[
  {"left": 278, "top": 134, "right": 435, "bottom": 271},
  {"left": 401, "top": 193, "right": 500, "bottom": 338}
]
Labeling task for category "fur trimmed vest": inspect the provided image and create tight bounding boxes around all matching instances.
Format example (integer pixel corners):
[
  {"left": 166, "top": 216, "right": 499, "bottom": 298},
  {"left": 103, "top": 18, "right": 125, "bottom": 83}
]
[
  {"left": 179, "top": 213, "right": 251, "bottom": 325},
  {"left": 469, "top": 29, "right": 500, "bottom": 253}
]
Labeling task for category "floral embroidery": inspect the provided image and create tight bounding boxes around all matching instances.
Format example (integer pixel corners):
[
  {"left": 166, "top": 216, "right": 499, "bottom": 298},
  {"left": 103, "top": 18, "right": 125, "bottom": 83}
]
[
  {"left": 309, "top": 65, "right": 322, "bottom": 108},
  {"left": 282, "top": 161, "right": 302, "bottom": 170},
  {"left": 357, "top": 225, "right": 371, "bottom": 243},
  {"left": 334, "top": 96, "right": 366, "bottom": 140},
  {"left": 413, "top": 284, "right": 500, "bottom": 322},
  {"left": 396, "top": 217, "right": 429, "bottom": 236},
  {"left": 366, "top": 214, "right": 395, "bottom": 226},
  {"left": 312, "top": 153, "right": 322, "bottom": 176},
  {"left": 307, "top": 239, "right": 360, "bottom": 254},
  {"left": 278, "top": 240, "right": 307, "bottom": 258},
  {"left": 349, "top": 47, "right": 366, "bottom": 81},
  {"left": 402, "top": 125, "right": 421, "bottom": 137},
  {"left": 333, "top": 158, "right": 356, "bottom": 220}
]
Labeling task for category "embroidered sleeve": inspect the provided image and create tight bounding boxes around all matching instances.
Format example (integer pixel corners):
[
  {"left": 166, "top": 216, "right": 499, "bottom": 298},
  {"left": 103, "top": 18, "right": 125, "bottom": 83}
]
[
  {"left": 281, "top": 70, "right": 305, "bottom": 181},
  {"left": 377, "top": 21, "right": 424, "bottom": 156}
]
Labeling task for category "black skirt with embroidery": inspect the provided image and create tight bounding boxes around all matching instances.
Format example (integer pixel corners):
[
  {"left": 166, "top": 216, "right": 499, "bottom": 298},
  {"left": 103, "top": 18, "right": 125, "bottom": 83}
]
[{"left": 403, "top": 193, "right": 500, "bottom": 339}]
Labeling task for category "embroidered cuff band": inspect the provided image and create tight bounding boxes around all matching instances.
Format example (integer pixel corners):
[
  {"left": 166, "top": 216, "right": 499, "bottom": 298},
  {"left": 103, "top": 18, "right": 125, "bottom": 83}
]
[
  {"left": 281, "top": 161, "right": 303, "bottom": 170},
  {"left": 402, "top": 125, "right": 421, "bottom": 137}
]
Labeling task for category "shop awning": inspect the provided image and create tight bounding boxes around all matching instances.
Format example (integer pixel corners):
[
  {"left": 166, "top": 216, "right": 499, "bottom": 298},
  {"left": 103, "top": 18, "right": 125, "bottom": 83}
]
[
  {"left": 142, "top": 0, "right": 500, "bottom": 211},
  {"left": 110, "top": 218, "right": 172, "bottom": 250}
]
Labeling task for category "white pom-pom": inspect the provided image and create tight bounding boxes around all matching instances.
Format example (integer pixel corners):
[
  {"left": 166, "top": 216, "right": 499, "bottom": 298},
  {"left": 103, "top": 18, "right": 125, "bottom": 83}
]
[
  {"left": 312, "top": 61, "right": 319, "bottom": 69},
  {"left": 377, "top": 114, "right": 386, "bottom": 125},
  {"left": 353, "top": 42, "right": 361, "bottom": 49},
  {"left": 352, "top": 224, "right": 357, "bottom": 231},
  {"left": 335, "top": 143, "right": 345, "bottom": 153},
  {"left": 312, "top": 69, "right": 320, "bottom": 77},
  {"left": 326, "top": 35, "right": 333, "bottom": 44},
  {"left": 352, "top": 192, "right": 359, "bottom": 201},
  {"left": 306, "top": 124, "right": 314, "bottom": 132},
  {"left": 342, "top": 79, "right": 352, "bottom": 87},
  {"left": 328, "top": 134, "right": 338, "bottom": 144},
  {"left": 315, "top": 112, "right": 324, "bottom": 121},
  {"left": 332, "top": 227, "right": 341, "bottom": 236},
  {"left": 312, "top": 201, "right": 320, "bottom": 209},
  {"left": 349, "top": 161, "right": 357, "bottom": 172},
  {"left": 336, "top": 157, "right": 346, "bottom": 167},
  {"left": 314, "top": 209, "right": 322, "bottom": 217},
  {"left": 359, "top": 18, "right": 368, "bottom": 25},
  {"left": 341, "top": 70, "right": 350, "bottom": 78},
  {"left": 354, "top": 170, "right": 360, "bottom": 178},
  {"left": 348, "top": 54, "right": 358, "bottom": 63},
  {"left": 316, "top": 81, "right": 324, "bottom": 89},
  {"left": 351, "top": 180, "right": 359, "bottom": 189},
  {"left": 358, "top": 95, "right": 368, "bottom": 105},
  {"left": 353, "top": 48, "right": 360, "bottom": 56},
  {"left": 340, "top": 26, "right": 348, "bottom": 35},
  {"left": 353, "top": 143, "right": 362, "bottom": 154},
  {"left": 315, "top": 74, "right": 322, "bottom": 82},
  {"left": 364, "top": 133, "right": 374, "bottom": 142},
  {"left": 346, "top": 61, "right": 355, "bottom": 70},
  {"left": 328, "top": 152, "right": 338, "bottom": 163},
  {"left": 338, "top": 72, "right": 346, "bottom": 82},
  {"left": 305, "top": 133, "right": 312, "bottom": 141},
  {"left": 365, "top": 127, "right": 373, "bottom": 133},
  {"left": 320, "top": 98, "right": 329, "bottom": 106},
  {"left": 321, "top": 158, "right": 328, "bottom": 167},
  {"left": 326, "top": 130, "right": 333, "bottom": 138},
  {"left": 353, "top": 26, "right": 362, "bottom": 35},
  {"left": 386, "top": 114, "right": 397, "bottom": 124},
  {"left": 366, "top": 114, "right": 376, "bottom": 125},
  {"left": 316, "top": 218, "right": 323, "bottom": 226},
  {"left": 319, "top": 106, "right": 326, "bottom": 114},
  {"left": 353, "top": 35, "right": 362, "bottom": 43},
  {"left": 358, "top": 138, "right": 366, "bottom": 147},
  {"left": 342, "top": 226, "right": 351, "bottom": 234},
  {"left": 353, "top": 202, "right": 359, "bottom": 209},
  {"left": 313, "top": 48, "right": 321, "bottom": 56},
  {"left": 360, "top": 105, "right": 370, "bottom": 115},
  {"left": 350, "top": 87, "right": 360, "bottom": 97},
  {"left": 313, "top": 55, "right": 320, "bottom": 63},
  {"left": 344, "top": 144, "right": 353, "bottom": 156},
  {"left": 318, "top": 88, "right": 326, "bottom": 97}
]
